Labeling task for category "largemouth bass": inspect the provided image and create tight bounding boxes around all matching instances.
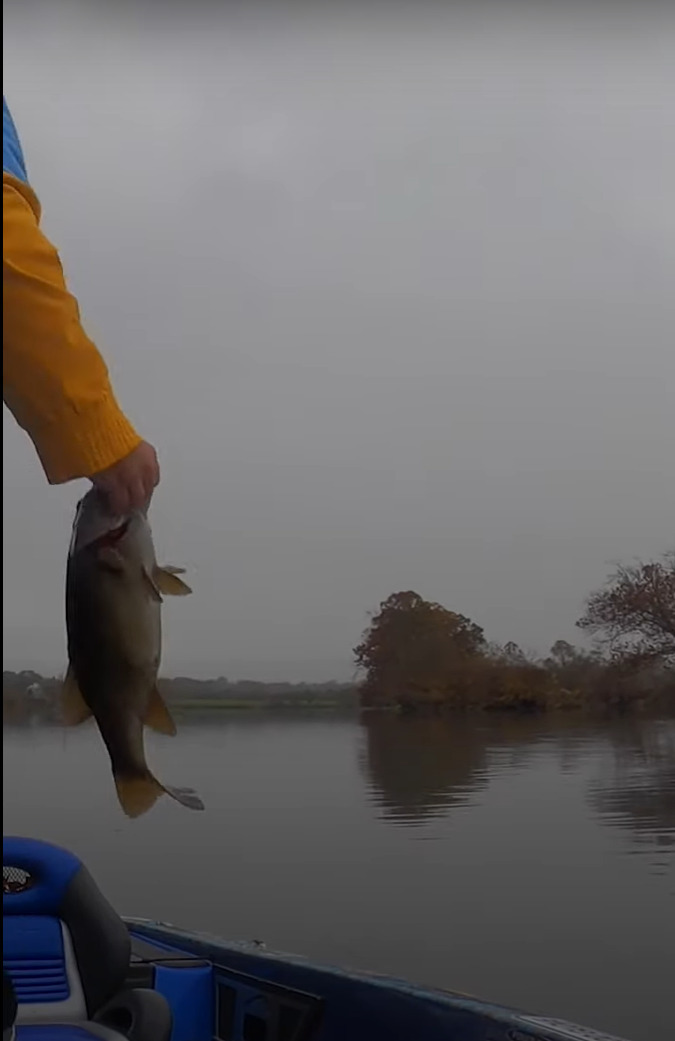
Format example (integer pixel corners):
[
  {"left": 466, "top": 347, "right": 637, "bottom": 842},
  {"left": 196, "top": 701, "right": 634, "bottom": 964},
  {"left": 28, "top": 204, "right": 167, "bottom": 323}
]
[{"left": 64, "top": 488, "right": 204, "bottom": 818}]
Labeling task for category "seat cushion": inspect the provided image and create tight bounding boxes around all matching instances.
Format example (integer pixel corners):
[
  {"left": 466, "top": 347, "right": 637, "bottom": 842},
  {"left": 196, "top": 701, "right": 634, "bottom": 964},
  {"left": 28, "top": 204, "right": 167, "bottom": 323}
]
[
  {"left": 4, "top": 839, "right": 130, "bottom": 1019},
  {"left": 4, "top": 918, "right": 86, "bottom": 1024}
]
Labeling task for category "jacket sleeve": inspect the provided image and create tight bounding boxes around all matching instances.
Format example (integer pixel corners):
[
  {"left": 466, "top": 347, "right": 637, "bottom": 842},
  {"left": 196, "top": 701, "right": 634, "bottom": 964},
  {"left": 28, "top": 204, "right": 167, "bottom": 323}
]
[{"left": 3, "top": 105, "right": 141, "bottom": 484}]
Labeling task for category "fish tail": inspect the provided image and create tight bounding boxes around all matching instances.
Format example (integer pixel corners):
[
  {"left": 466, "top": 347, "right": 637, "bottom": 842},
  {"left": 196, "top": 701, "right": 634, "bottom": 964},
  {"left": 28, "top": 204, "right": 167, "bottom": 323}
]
[
  {"left": 114, "top": 772, "right": 165, "bottom": 819},
  {"left": 114, "top": 771, "right": 205, "bottom": 817}
]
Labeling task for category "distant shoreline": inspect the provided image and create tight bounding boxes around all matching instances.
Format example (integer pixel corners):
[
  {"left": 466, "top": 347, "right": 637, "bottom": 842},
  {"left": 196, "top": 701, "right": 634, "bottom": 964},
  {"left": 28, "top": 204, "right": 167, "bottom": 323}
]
[
  {"left": 3, "top": 669, "right": 672, "bottom": 723},
  {"left": 170, "top": 697, "right": 356, "bottom": 711},
  {"left": 2, "top": 670, "right": 360, "bottom": 723}
]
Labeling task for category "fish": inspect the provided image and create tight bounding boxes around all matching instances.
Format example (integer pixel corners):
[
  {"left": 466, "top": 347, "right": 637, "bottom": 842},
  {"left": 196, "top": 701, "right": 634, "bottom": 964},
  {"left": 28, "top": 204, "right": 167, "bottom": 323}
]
[{"left": 63, "top": 487, "right": 204, "bottom": 818}]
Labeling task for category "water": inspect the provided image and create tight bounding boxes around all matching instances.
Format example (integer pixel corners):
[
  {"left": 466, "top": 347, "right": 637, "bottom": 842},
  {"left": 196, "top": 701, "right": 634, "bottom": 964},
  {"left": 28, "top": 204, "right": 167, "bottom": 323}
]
[{"left": 3, "top": 712, "right": 674, "bottom": 1041}]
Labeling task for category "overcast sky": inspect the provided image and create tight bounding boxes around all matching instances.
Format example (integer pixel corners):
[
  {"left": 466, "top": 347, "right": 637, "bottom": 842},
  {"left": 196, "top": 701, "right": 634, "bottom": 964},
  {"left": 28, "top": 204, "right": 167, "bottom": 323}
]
[{"left": 3, "top": 2, "right": 674, "bottom": 681}]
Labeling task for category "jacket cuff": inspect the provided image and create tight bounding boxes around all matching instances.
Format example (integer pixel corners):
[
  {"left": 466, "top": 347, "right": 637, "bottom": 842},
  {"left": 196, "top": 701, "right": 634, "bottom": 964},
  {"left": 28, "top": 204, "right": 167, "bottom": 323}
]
[{"left": 28, "top": 397, "right": 142, "bottom": 484}]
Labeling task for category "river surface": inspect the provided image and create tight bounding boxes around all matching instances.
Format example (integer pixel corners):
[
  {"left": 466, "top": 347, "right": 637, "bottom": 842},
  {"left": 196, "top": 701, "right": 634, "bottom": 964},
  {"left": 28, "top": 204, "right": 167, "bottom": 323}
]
[{"left": 3, "top": 712, "right": 673, "bottom": 1041}]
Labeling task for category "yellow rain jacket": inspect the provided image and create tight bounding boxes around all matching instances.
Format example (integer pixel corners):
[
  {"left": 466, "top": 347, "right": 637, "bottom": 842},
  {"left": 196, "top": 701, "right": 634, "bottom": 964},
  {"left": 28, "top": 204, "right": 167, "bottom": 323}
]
[{"left": 3, "top": 96, "right": 141, "bottom": 483}]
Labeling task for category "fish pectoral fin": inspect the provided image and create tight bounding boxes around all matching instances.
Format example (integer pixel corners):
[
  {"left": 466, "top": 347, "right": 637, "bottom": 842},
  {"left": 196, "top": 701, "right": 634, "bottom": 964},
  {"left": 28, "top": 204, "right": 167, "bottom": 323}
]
[
  {"left": 144, "top": 686, "right": 177, "bottom": 737},
  {"left": 161, "top": 566, "right": 186, "bottom": 575},
  {"left": 163, "top": 785, "right": 205, "bottom": 812},
  {"left": 141, "top": 567, "right": 164, "bottom": 603},
  {"left": 154, "top": 566, "right": 192, "bottom": 597},
  {"left": 61, "top": 666, "right": 93, "bottom": 726},
  {"left": 96, "top": 546, "right": 126, "bottom": 573}
]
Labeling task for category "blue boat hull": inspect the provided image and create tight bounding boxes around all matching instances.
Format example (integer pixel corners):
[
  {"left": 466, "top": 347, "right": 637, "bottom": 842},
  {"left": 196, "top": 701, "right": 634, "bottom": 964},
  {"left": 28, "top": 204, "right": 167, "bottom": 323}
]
[{"left": 124, "top": 917, "right": 628, "bottom": 1041}]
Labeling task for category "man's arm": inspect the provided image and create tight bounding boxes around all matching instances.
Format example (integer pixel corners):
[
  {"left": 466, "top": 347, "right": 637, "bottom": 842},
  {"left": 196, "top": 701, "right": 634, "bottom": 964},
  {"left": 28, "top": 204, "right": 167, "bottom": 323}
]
[{"left": 3, "top": 98, "right": 159, "bottom": 511}]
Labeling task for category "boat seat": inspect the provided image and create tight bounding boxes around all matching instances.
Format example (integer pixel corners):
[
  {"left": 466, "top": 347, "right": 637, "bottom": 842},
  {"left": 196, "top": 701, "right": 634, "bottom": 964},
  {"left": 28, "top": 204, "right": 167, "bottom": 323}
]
[{"left": 3, "top": 838, "right": 171, "bottom": 1041}]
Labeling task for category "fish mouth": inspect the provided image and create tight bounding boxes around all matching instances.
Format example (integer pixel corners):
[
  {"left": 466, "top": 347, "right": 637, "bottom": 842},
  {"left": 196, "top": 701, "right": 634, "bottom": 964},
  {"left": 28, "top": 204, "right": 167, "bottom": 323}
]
[
  {"left": 89, "top": 519, "right": 132, "bottom": 553},
  {"left": 69, "top": 493, "right": 132, "bottom": 556}
]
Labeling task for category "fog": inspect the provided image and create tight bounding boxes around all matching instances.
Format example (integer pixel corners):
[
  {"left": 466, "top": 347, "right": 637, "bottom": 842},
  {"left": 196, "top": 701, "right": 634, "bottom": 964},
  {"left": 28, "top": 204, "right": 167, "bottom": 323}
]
[{"left": 4, "top": 2, "right": 674, "bottom": 680}]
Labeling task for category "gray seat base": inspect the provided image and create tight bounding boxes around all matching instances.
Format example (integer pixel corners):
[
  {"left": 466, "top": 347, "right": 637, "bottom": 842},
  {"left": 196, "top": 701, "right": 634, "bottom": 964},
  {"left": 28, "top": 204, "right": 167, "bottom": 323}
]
[{"left": 16, "top": 1026, "right": 128, "bottom": 1041}]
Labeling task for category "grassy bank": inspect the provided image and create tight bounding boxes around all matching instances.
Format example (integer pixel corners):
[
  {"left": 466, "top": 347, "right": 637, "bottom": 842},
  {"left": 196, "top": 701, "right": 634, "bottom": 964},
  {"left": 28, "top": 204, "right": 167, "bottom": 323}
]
[
  {"left": 169, "top": 696, "right": 356, "bottom": 711},
  {"left": 3, "top": 671, "right": 360, "bottom": 723}
]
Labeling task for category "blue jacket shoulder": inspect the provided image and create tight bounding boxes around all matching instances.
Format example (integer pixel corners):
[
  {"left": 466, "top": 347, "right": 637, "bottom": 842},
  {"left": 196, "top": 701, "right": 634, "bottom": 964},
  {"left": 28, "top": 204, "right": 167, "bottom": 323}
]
[{"left": 3, "top": 97, "right": 29, "bottom": 183}]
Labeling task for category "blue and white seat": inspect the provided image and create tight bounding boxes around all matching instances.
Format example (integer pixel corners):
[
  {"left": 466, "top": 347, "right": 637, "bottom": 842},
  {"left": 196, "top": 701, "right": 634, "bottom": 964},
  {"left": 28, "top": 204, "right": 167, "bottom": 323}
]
[{"left": 3, "top": 837, "right": 171, "bottom": 1041}]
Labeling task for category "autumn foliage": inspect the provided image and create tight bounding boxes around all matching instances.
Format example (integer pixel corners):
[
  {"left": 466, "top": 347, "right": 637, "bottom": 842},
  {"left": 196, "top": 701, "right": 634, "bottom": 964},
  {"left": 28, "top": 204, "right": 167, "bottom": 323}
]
[
  {"left": 354, "top": 553, "right": 674, "bottom": 714},
  {"left": 577, "top": 552, "right": 675, "bottom": 668},
  {"left": 354, "top": 592, "right": 486, "bottom": 709}
]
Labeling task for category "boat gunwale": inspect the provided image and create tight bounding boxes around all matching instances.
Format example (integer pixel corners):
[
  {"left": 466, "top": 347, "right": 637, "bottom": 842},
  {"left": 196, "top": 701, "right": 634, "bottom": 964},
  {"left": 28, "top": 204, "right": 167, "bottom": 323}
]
[{"left": 124, "top": 916, "right": 631, "bottom": 1041}]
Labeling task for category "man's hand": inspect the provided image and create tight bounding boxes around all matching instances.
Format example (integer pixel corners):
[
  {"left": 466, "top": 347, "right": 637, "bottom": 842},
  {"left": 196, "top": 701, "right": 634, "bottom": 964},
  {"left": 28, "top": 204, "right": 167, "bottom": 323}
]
[{"left": 91, "top": 441, "right": 160, "bottom": 515}]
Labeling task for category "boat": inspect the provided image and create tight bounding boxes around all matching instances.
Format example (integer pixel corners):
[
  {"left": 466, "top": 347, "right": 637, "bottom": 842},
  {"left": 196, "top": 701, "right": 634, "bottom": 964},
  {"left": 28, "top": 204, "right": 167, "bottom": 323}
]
[{"left": 3, "top": 835, "right": 629, "bottom": 1041}]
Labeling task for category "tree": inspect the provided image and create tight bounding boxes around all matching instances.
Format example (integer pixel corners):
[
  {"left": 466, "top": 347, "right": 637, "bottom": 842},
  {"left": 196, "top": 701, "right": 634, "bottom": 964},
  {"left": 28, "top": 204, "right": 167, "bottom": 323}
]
[
  {"left": 353, "top": 591, "right": 486, "bottom": 707},
  {"left": 577, "top": 552, "right": 675, "bottom": 668},
  {"left": 543, "top": 640, "right": 603, "bottom": 676},
  {"left": 497, "top": 641, "right": 530, "bottom": 666},
  {"left": 546, "top": 641, "right": 580, "bottom": 669}
]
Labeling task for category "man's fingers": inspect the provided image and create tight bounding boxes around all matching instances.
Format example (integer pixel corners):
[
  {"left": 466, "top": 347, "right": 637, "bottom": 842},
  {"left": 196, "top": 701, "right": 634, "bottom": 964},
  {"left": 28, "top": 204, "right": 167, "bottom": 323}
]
[
  {"left": 129, "top": 476, "right": 149, "bottom": 512},
  {"left": 98, "top": 475, "right": 150, "bottom": 515},
  {"left": 90, "top": 441, "right": 160, "bottom": 515},
  {"left": 106, "top": 482, "right": 130, "bottom": 517},
  {"left": 144, "top": 461, "right": 160, "bottom": 497},
  {"left": 144, "top": 453, "right": 160, "bottom": 493}
]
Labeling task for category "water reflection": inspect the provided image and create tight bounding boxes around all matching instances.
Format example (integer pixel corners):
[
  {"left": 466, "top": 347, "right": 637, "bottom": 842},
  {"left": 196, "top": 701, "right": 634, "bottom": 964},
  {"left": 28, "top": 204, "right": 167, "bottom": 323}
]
[
  {"left": 360, "top": 712, "right": 675, "bottom": 858},
  {"left": 358, "top": 714, "right": 490, "bottom": 824},
  {"left": 587, "top": 719, "right": 675, "bottom": 862},
  {"left": 360, "top": 712, "right": 582, "bottom": 823},
  {"left": 4, "top": 711, "right": 673, "bottom": 1041}
]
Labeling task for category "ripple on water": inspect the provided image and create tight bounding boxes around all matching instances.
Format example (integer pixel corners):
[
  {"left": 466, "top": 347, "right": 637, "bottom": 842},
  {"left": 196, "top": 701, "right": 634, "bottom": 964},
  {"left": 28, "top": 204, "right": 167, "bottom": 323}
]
[
  {"left": 359, "top": 714, "right": 675, "bottom": 874},
  {"left": 586, "top": 718, "right": 675, "bottom": 874},
  {"left": 366, "top": 771, "right": 493, "bottom": 827}
]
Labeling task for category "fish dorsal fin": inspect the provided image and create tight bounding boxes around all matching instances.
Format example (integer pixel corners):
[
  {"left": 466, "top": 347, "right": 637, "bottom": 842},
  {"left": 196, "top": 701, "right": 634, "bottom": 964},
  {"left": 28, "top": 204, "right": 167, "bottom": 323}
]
[
  {"left": 143, "top": 686, "right": 177, "bottom": 736},
  {"left": 61, "top": 666, "right": 93, "bottom": 726},
  {"left": 154, "top": 566, "right": 192, "bottom": 597}
]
